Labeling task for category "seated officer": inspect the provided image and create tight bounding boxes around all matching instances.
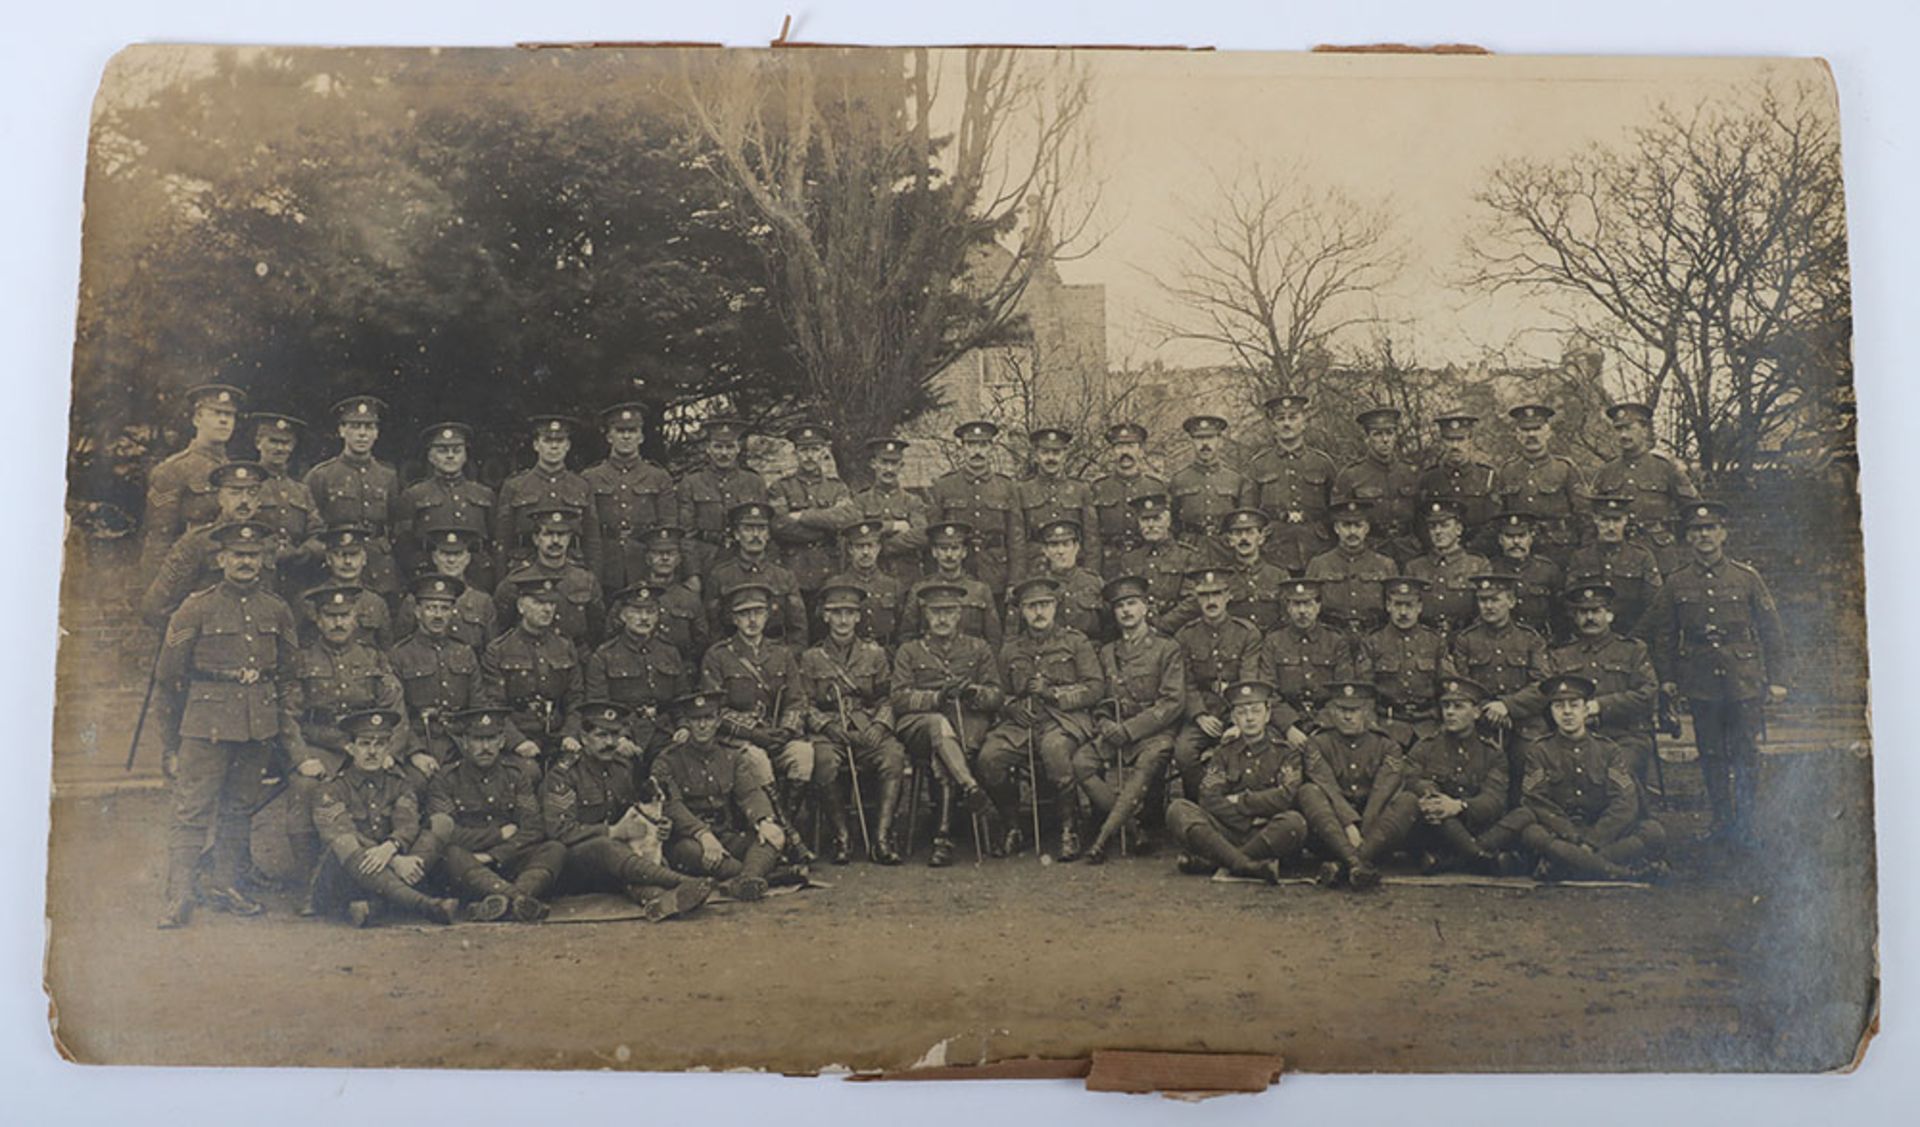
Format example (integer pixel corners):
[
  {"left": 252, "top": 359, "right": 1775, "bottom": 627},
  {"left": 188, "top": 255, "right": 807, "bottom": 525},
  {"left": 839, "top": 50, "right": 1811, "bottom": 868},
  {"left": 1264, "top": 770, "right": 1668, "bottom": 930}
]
[
  {"left": 651, "top": 691, "right": 784, "bottom": 902},
  {"left": 801, "top": 584, "right": 908, "bottom": 865},
  {"left": 388, "top": 573, "right": 487, "bottom": 778},
  {"left": 479, "top": 576, "right": 586, "bottom": 766},
  {"left": 540, "top": 700, "right": 713, "bottom": 922},
  {"left": 1403, "top": 677, "right": 1532, "bottom": 874},
  {"left": 977, "top": 576, "right": 1103, "bottom": 860},
  {"left": 698, "top": 582, "right": 815, "bottom": 854},
  {"left": 495, "top": 505, "right": 604, "bottom": 648},
  {"left": 1006, "top": 519, "right": 1106, "bottom": 642},
  {"left": 1517, "top": 674, "right": 1668, "bottom": 882},
  {"left": 823, "top": 519, "right": 905, "bottom": 647},
  {"left": 1078, "top": 575, "right": 1185, "bottom": 863},
  {"left": 1297, "top": 682, "right": 1419, "bottom": 891},
  {"left": 1354, "top": 577, "right": 1450, "bottom": 748},
  {"left": 309, "top": 708, "right": 459, "bottom": 927},
  {"left": 889, "top": 582, "right": 1001, "bottom": 867},
  {"left": 395, "top": 526, "right": 497, "bottom": 647},
  {"left": 425, "top": 706, "right": 568, "bottom": 922},
  {"left": 1168, "top": 567, "right": 1263, "bottom": 802},
  {"left": 298, "top": 525, "right": 394, "bottom": 648},
  {"left": 585, "top": 583, "right": 692, "bottom": 768},
  {"left": 900, "top": 521, "right": 1003, "bottom": 648},
  {"left": 1165, "top": 680, "right": 1308, "bottom": 884},
  {"left": 1256, "top": 578, "right": 1354, "bottom": 742},
  {"left": 1304, "top": 498, "right": 1396, "bottom": 634}
]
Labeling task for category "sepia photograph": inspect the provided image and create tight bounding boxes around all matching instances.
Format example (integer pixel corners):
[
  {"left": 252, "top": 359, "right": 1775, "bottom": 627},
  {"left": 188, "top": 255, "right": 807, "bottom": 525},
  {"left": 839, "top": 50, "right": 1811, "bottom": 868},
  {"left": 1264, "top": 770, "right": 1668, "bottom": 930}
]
[{"left": 42, "top": 41, "right": 1875, "bottom": 1078}]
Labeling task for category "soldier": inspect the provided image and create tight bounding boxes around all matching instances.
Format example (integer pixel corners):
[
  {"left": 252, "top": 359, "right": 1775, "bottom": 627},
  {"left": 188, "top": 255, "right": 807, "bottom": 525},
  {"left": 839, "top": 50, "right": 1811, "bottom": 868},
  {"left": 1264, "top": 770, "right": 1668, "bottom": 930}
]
[
  {"left": 769, "top": 423, "right": 859, "bottom": 602},
  {"left": 824, "top": 520, "right": 905, "bottom": 647},
  {"left": 1487, "top": 511, "right": 1564, "bottom": 639},
  {"left": 1517, "top": 675, "right": 1668, "bottom": 881},
  {"left": 699, "top": 583, "right": 817, "bottom": 851},
  {"left": 309, "top": 708, "right": 460, "bottom": 927},
  {"left": 585, "top": 584, "right": 692, "bottom": 765},
  {"left": 1248, "top": 392, "right": 1337, "bottom": 575},
  {"left": 850, "top": 437, "right": 929, "bottom": 584},
  {"left": 930, "top": 419, "right": 1019, "bottom": 599},
  {"left": 1079, "top": 576, "right": 1186, "bottom": 862},
  {"left": 900, "top": 521, "right": 1003, "bottom": 648},
  {"left": 1165, "top": 680, "right": 1307, "bottom": 884},
  {"left": 1205, "top": 508, "right": 1290, "bottom": 633},
  {"left": 141, "top": 382, "right": 240, "bottom": 574},
  {"left": 889, "top": 582, "right": 1000, "bottom": 867},
  {"left": 304, "top": 396, "right": 404, "bottom": 597},
  {"left": 388, "top": 573, "right": 490, "bottom": 775},
  {"left": 395, "top": 526, "right": 498, "bottom": 648},
  {"left": 1497, "top": 404, "right": 1587, "bottom": 566},
  {"left": 297, "top": 525, "right": 394, "bottom": 649},
  {"left": 705, "top": 501, "right": 808, "bottom": 646},
  {"left": 1297, "top": 682, "right": 1419, "bottom": 891},
  {"left": 1090, "top": 422, "right": 1166, "bottom": 569},
  {"left": 1334, "top": 406, "right": 1422, "bottom": 563},
  {"left": 1014, "top": 427, "right": 1099, "bottom": 577},
  {"left": 651, "top": 691, "right": 782, "bottom": 902},
  {"left": 425, "top": 706, "right": 568, "bottom": 922},
  {"left": 1304, "top": 498, "right": 1397, "bottom": 635},
  {"left": 976, "top": 577, "right": 1103, "bottom": 860},
  {"left": 541, "top": 700, "right": 713, "bottom": 921},
  {"left": 399, "top": 422, "right": 498, "bottom": 589},
  {"left": 1169, "top": 414, "right": 1254, "bottom": 564},
  {"left": 1417, "top": 415, "right": 1499, "bottom": 548},
  {"left": 1119, "top": 493, "right": 1204, "bottom": 635},
  {"left": 581, "top": 402, "right": 676, "bottom": 597},
  {"left": 495, "top": 506, "right": 604, "bottom": 648},
  {"left": 1565, "top": 495, "right": 1664, "bottom": 637},
  {"left": 1402, "top": 677, "right": 1531, "bottom": 873},
  {"left": 676, "top": 417, "right": 768, "bottom": 585},
  {"left": 1354, "top": 578, "right": 1452, "bottom": 748},
  {"left": 283, "top": 583, "right": 409, "bottom": 899},
  {"left": 494, "top": 414, "right": 598, "bottom": 574},
  {"left": 634, "top": 527, "right": 710, "bottom": 665},
  {"left": 1257, "top": 578, "right": 1354, "bottom": 742},
  {"left": 249, "top": 412, "right": 322, "bottom": 590},
  {"left": 1642, "top": 500, "right": 1789, "bottom": 846},
  {"left": 1168, "top": 567, "right": 1263, "bottom": 802},
  {"left": 153, "top": 520, "right": 300, "bottom": 927},
  {"left": 1592, "top": 402, "right": 1701, "bottom": 575},
  {"left": 1404, "top": 499, "right": 1490, "bottom": 634},
  {"left": 140, "top": 461, "right": 270, "bottom": 627},
  {"left": 1008, "top": 518, "right": 1106, "bottom": 642},
  {"left": 1510, "top": 580, "right": 1660, "bottom": 784},
  {"left": 801, "top": 584, "right": 908, "bottom": 864},
  {"left": 1455, "top": 573, "right": 1552, "bottom": 806},
  {"left": 479, "top": 576, "right": 586, "bottom": 765}
]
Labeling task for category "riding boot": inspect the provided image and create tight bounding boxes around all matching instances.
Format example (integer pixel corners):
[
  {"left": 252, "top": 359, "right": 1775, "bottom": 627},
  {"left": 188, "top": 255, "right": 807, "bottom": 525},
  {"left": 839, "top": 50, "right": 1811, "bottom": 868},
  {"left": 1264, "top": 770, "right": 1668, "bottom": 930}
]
[
  {"left": 1057, "top": 796, "right": 1084, "bottom": 863},
  {"left": 824, "top": 787, "right": 852, "bottom": 865},
  {"left": 872, "top": 777, "right": 903, "bottom": 865},
  {"left": 929, "top": 778, "right": 957, "bottom": 867}
]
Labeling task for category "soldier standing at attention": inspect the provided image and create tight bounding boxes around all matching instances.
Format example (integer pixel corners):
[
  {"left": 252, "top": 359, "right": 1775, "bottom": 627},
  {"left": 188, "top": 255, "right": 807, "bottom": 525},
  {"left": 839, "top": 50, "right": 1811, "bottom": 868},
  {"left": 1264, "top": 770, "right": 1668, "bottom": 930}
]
[
  {"left": 1334, "top": 406, "right": 1422, "bottom": 563},
  {"left": 582, "top": 402, "right": 676, "bottom": 598},
  {"left": 1509, "top": 580, "right": 1660, "bottom": 786},
  {"left": 304, "top": 396, "right": 404, "bottom": 598},
  {"left": 1008, "top": 518, "right": 1106, "bottom": 642},
  {"left": 249, "top": 413, "right": 322, "bottom": 590},
  {"left": 1297, "top": 682, "right": 1419, "bottom": 891},
  {"left": 425, "top": 706, "right": 568, "bottom": 922},
  {"left": 652, "top": 691, "right": 781, "bottom": 902},
  {"left": 297, "top": 525, "right": 394, "bottom": 648},
  {"left": 930, "top": 419, "right": 1019, "bottom": 601},
  {"left": 495, "top": 415, "right": 598, "bottom": 574},
  {"left": 1078, "top": 576, "right": 1186, "bottom": 862},
  {"left": 676, "top": 417, "right": 768, "bottom": 591},
  {"left": 1517, "top": 675, "right": 1668, "bottom": 881},
  {"left": 1164, "top": 680, "right": 1305, "bottom": 885},
  {"left": 1304, "top": 498, "right": 1397, "bottom": 635},
  {"left": 1402, "top": 677, "right": 1530, "bottom": 874},
  {"left": 1496, "top": 404, "right": 1587, "bottom": 566},
  {"left": 1565, "top": 495, "right": 1664, "bottom": 638},
  {"left": 1014, "top": 427, "right": 1099, "bottom": 577},
  {"left": 1592, "top": 402, "right": 1701, "bottom": 576},
  {"left": 154, "top": 520, "right": 300, "bottom": 928},
  {"left": 634, "top": 527, "right": 710, "bottom": 665},
  {"left": 1168, "top": 567, "right": 1263, "bottom": 803},
  {"left": 705, "top": 502, "right": 808, "bottom": 646},
  {"left": 800, "top": 584, "right": 908, "bottom": 865},
  {"left": 1417, "top": 415, "right": 1499, "bottom": 550},
  {"left": 479, "top": 576, "right": 586, "bottom": 766},
  {"left": 309, "top": 709, "right": 460, "bottom": 927},
  {"left": 824, "top": 520, "right": 905, "bottom": 647},
  {"left": 141, "top": 382, "right": 240, "bottom": 574},
  {"left": 389, "top": 573, "right": 491, "bottom": 776},
  {"left": 900, "top": 521, "right": 1003, "bottom": 649},
  {"left": 585, "top": 584, "right": 692, "bottom": 766},
  {"left": 141, "top": 462, "right": 270, "bottom": 626},
  {"left": 1404, "top": 499, "right": 1490, "bottom": 635},
  {"left": 976, "top": 577, "right": 1103, "bottom": 860},
  {"left": 1248, "top": 392, "right": 1337, "bottom": 575},
  {"left": 889, "top": 582, "right": 1001, "bottom": 867},
  {"left": 1642, "top": 500, "right": 1789, "bottom": 846},
  {"left": 1354, "top": 578, "right": 1452, "bottom": 749},
  {"left": 1169, "top": 414, "right": 1254, "bottom": 565},
  {"left": 1090, "top": 422, "right": 1165, "bottom": 569},
  {"left": 1118, "top": 494, "right": 1203, "bottom": 635},
  {"left": 395, "top": 526, "right": 498, "bottom": 648},
  {"left": 399, "top": 421, "right": 497, "bottom": 588},
  {"left": 1487, "top": 511, "right": 1564, "bottom": 639},
  {"left": 770, "top": 423, "right": 859, "bottom": 606},
  {"left": 850, "top": 437, "right": 929, "bottom": 584},
  {"left": 495, "top": 506, "right": 604, "bottom": 648}
]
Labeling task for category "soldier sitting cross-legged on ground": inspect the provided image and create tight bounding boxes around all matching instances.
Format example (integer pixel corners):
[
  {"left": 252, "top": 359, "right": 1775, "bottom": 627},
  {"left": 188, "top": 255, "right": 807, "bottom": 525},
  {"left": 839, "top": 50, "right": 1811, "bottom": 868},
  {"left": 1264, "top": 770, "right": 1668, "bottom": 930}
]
[
  {"left": 1296, "top": 681, "right": 1420, "bottom": 892},
  {"left": 309, "top": 708, "right": 460, "bottom": 927},
  {"left": 1516, "top": 675, "right": 1669, "bottom": 882},
  {"left": 424, "top": 706, "right": 567, "bottom": 922},
  {"left": 650, "top": 691, "right": 787, "bottom": 902},
  {"left": 1164, "top": 679, "right": 1308, "bottom": 885},
  {"left": 1402, "top": 677, "right": 1533, "bottom": 875}
]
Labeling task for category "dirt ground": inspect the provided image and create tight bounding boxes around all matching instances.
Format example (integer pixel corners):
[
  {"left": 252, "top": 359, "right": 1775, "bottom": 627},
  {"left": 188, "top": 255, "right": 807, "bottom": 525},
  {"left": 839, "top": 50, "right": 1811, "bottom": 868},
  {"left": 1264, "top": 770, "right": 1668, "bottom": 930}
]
[{"left": 41, "top": 739, "right": 1876, "bottom": 1075}]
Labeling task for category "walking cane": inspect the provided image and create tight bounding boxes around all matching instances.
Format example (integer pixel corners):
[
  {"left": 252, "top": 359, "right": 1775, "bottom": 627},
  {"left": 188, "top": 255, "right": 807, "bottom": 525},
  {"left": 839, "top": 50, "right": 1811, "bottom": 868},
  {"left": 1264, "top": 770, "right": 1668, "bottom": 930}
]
[
  {"left": 1111, "top": 694, "right": 1129, "bottom": 858},
  {"left": 954, "top": 695, "right": 983, "bottom": 864},
  {"left": 1026, "top": 711, "right": 1048, "bottom": 865},
  {"left": 123, "top": 630, "right": 170, "bottom": 772},
  {"left": 831, "top": 684, "right": 873, "bottom": 859}
]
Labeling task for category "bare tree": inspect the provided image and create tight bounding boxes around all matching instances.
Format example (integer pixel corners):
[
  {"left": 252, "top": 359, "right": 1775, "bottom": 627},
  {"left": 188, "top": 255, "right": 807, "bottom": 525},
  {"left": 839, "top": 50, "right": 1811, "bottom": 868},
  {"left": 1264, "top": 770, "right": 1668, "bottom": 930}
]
[
  {"left": 1147, "top": 162, "right": 1406, "bottom": 408},
  {"left": 675, "top": 47, "right": 1098, "bottom": 479},
  {"left": 979, "top": 332, "right": 1149, "bottom": 480},
  {"left": 1466, "top": 79, "right": 1850, "bottom": 481}
]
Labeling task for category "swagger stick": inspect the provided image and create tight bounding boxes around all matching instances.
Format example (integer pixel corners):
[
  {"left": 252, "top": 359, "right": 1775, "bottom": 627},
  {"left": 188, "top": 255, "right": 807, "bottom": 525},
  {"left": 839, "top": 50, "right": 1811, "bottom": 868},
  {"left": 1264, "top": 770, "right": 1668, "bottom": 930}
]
[
  {"left": 831, "top": 683, "right": 873, "bottom": 859},
  {"left": 954, "top": 695, "right": 983, "bottom": 865}
]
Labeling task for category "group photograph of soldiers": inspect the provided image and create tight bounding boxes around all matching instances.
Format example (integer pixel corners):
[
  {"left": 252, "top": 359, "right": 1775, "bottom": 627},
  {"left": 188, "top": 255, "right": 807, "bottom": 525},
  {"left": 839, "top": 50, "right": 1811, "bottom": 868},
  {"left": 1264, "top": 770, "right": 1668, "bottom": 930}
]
[{"left": 44, "top": 44, "right": 1874, "bottom": 1075}]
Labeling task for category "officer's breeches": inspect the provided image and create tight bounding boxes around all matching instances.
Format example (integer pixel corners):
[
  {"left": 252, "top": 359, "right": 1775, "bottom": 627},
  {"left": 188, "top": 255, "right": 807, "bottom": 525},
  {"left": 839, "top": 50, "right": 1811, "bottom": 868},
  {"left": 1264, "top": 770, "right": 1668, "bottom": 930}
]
[
  {"left": 977, "top": 724, "right": 1077, "bottom": 791},
  {"left": 1070, "top": 738, "right": 1172, "bottom": 819},
  {"left": 895, "top": 712, "right": 981, "bottom": 788},
  {"left": 738, "top": 739, "right": 817, "bottom": 789}
]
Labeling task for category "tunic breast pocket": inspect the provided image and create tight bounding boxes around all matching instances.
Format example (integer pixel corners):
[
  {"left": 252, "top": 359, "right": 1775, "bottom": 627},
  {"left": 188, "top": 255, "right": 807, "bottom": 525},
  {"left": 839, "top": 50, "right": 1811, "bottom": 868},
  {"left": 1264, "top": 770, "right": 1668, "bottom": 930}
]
[
  {"left": 496, "top": 655, "right": 536, "bottom": 696},
  {"left": 191, "top": 618, "right": 249, "bottom": 670},
  {"left": 446, "top": 648, "right": 479, "bottom": 677}
]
